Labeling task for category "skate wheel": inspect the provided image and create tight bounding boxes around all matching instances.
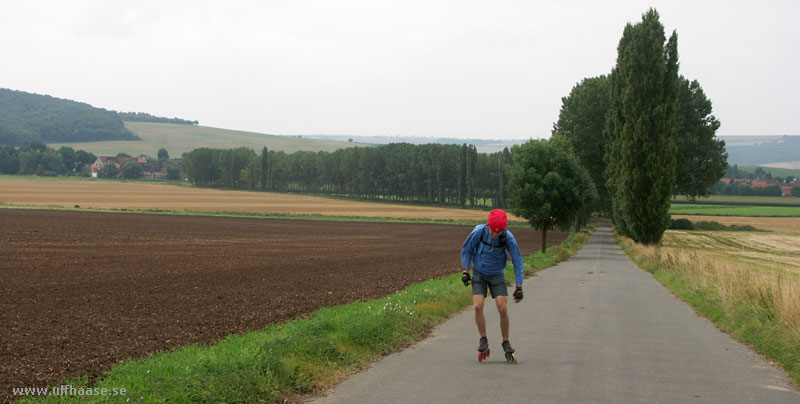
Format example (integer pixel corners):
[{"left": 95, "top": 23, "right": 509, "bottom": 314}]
[
  {"left": 505, "top": 352, "right": 517, "bottom": 364},
  {"left": 478, "top": 348, "right": 490, "bottom": 363}
]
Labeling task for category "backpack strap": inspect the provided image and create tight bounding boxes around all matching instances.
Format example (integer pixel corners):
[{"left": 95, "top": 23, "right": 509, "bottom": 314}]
[{"left": 479, "top": 225, "right": 507, "bottom": 251}]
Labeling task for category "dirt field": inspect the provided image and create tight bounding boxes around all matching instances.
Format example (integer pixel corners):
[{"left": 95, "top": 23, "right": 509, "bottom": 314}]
[
  {"left": 0, "top": 178, "right": 518, "bottom": 221},
  {"left": 0, "top": 209, "right": 564, "bottom": 399}
]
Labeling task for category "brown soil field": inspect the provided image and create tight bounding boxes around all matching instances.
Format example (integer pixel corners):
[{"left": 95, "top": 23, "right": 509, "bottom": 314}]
[
  {"left": 0, "top": 178, "right": 518, "bottom": 221},
  {"left": 0, "top": 209, "right": 565, "bottom": 400}
]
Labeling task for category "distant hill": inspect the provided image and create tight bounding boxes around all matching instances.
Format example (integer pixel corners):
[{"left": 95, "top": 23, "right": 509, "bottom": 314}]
[
  {"left": 720, "top": 135, "right": 800, "bottom": 167},
  {"left": 48, "top": 122, "right": 371, "bottom": 157},
  {"left": 117, "top": 111, "right": 199, "bottom": 125},
  {"left": 0, "top": 88, "right": 138, "bottom": 145}
]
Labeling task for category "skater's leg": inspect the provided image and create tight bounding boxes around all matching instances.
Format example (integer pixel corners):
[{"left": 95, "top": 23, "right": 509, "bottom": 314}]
[
  {"left": 473, "top": 294, "right": 487, "bottom": 337},
  {"left": 495, "top": 295, "right": 510, "bottom": 341}
]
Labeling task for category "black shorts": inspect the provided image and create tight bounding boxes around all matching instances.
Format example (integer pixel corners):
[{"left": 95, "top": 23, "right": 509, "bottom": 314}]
[{"left": 471, "top": 271, "right": 508, "bottom": 298}]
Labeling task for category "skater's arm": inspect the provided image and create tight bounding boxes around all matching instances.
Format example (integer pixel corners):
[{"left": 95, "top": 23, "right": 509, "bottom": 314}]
[
  {"left": 460, "top": 226, "right": 482, "bottom": 271},
  {"left": 506, "top": 231, "right": 525, "bottom": 287}
]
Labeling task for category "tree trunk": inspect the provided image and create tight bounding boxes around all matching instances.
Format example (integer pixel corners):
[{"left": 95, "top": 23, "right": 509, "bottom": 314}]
[{"left": 541, "top": 228, "right": 547, "bottom": 253}]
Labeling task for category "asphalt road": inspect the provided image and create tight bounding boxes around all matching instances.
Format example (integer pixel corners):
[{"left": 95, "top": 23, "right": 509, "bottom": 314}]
[{"left": 308, "top": 221, "right": 800, "bottom": 404}]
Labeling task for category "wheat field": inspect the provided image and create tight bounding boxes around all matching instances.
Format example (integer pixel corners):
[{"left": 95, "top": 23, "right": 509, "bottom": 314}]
[{"left": 0, "top": 177, "right": 511, "bottom": 222}]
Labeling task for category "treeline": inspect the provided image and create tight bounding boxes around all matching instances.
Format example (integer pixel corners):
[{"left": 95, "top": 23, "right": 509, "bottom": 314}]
[
  {"left": 724, "top": 164, "right": 796, "bottom": 183},
  {"left": 182, "top": 143, "right": 514, "bottom": 208},
  {"left": 709, "top": 181, "right": 787, "bottom": 197},
  {"left": 0, "top": 88, "right": 139, "bottom": 145},
  {"left": 0, "top": 143, "right": 96, "bottom": 176},
  {"left": 117, "top": 112, "right": 199, "bottom": 125}
]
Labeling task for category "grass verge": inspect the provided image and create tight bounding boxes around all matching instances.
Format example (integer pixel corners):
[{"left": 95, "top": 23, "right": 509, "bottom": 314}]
[
  {"left": 616, "top": 232, "right": 800, "bottom": 387},
  {"left": 18, "top": 225, "right": 595, "bottom": 404}
]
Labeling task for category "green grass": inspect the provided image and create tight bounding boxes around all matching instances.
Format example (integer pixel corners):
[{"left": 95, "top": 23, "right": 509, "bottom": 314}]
[
  {"left": 46, "top": 122, "right": 371, "bottom": 157},
  {"left": 18, "top": 224, "right": 595, "bottom": 404},
  {"left": 669, "top": 204, "right": 800, "bottom": 217},
  {"left": 673, "top": 195, "right": 800, "bottom": 206}
]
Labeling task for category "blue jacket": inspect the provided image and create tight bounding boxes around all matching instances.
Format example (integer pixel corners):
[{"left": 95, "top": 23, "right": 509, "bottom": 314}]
[{"left": 461, "top": 224, "right": 525, "bottom": 286}]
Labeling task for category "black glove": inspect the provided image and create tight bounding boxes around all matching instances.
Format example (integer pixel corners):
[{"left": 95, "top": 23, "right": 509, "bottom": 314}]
[
  {"left": 461, "top": 271, "right": 471, "bottom": 286},
  {"left": 513, "top": 286, "right": 523, "bottom": 301}
]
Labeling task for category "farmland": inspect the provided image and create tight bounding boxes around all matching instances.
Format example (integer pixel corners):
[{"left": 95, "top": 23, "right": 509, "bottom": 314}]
[
  {"left": 0, "top": 177, "right": 512, "bottom": 222},
  {"left": 46, "top": 122, "right": 369, "bottom": 157},
  {"left": 0, "top": 209, "right": 566, "bottom": 399},
  {"left": 672, "top": 195, "right": 800, "bottom": 205},
  {"left": 669, "top": 204, "right": 800, "bottom": 216},
  {"left": 670, "top": 215, "right": 800, "bottom": 233},
  {"left": 669, "top": 195, "right": 800, "bottom": 217}
]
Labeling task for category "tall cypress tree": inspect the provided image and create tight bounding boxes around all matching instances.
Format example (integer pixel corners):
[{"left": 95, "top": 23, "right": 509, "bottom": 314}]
[{"left": 607, "top": 8, "right": 679, "bottom": 244}]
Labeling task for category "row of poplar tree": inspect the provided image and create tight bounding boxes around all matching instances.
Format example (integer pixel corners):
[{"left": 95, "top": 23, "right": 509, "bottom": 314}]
[
  {"left": 181, "top": 143, "right": 515, "bottom": 209},
  {"left": 552, "top": 9, "right": 728, "bottom": 244}
]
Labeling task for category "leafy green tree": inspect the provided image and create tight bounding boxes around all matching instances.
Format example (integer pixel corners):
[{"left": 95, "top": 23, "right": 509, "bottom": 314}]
[
  {"left": 762, "top": 184, "right": 782, "bottom": 197},
  {"left": 157, "top": 148, "right": 169, "bottom": 160},
  {"left": 76, "top": 150, "right": 96, "bottom": 167},
  {"left": 38, "top": 151, "right": 65, "bottom": 176},
  {"left": 792, "top": 186, "right": 800, "bottom": 197},
  {"left": 673, "top": 77, "right": 727, "bottom": 198},
  {"left": 121, "top": 162, "right": 144, "bottom": 179},
  {"left": 736, "top": 182, "right": 756, "bottom": 196},
  {"left": 18, "top": 150, "right": 43, "bottom": 174},
  {"left": 508, "top": 138, "right": 596, "bottom": 252},
  {"left": 552, "top": 75, "right": 611, "bottom": 213},
  {"left": 99, "top": 161, "right": 119, "bottom": 178},
  {"left": 23, "top": 142, "right": 47, "bottom": 153},
  {"left": 0, "top": 146, "right": 19, "bottom": 174},
  {"left": 57, "top": 146, "right": 80, "bottom": 172},
  {"left": 218, "top": 147, "right": 255, "bottom": 188},
  {"left": 606, "top": 8, "right": 679, "bottom": 244},
  {"left": 166, "top": 166, "right": 182, "bottom": 181},
  {"left": 182, "top": 148, "right": 220, "bottom": 186}
]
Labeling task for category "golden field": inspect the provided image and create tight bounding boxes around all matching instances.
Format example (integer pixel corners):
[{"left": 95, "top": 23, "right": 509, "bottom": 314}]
[{"left": 0, "top": 177, "right": 511, "bottom": 221}]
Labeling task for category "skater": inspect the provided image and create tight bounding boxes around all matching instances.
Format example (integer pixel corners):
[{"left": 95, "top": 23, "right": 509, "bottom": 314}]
[{"left": 460, "top": 209, "right": 524, "bottom": 363}]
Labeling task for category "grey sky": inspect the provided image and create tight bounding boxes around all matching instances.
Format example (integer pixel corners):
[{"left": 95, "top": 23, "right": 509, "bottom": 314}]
[{"left": 1, "top": 0, "right": 798, "bottom": 139}]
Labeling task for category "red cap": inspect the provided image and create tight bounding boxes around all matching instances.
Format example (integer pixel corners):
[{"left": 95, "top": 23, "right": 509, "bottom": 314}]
[{"left": 487, "top": 209, "right": 507, "bottom": 232}]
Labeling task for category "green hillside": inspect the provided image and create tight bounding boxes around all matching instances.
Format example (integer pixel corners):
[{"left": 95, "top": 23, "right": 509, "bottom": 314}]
[
  {"left": 0, "top": 88, "right": 137, "bottom": 145},
  {"left": 734, "top": 165, "right": 800, "bottom": 179},
  {"left": 48, "top": 122, "right": 370, "bottom": 156}
]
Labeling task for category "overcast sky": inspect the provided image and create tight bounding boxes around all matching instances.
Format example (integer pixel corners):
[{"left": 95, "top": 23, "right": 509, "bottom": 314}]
[{"left": 1, "top": 1, "right": 798, "bottom": 139}]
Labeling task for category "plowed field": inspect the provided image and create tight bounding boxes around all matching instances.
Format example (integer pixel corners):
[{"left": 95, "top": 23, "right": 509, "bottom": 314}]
[{"left": 0, "top": 209, "right": 565, "bottom": 399}]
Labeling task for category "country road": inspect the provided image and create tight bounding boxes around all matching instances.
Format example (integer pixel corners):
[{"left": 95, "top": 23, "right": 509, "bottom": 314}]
[{"left": 307, "top": 221, "right": 800, "bottom": 404}]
